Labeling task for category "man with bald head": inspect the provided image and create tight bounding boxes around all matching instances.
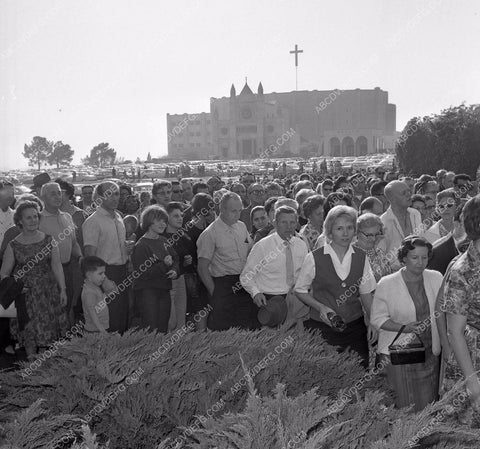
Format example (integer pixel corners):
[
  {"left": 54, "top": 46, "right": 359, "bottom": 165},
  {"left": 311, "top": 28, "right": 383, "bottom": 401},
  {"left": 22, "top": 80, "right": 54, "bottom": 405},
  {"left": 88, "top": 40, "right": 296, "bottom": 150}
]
[
  {"left": 197, "top": 192, "right": 256, "bottom": 330},
  {"left": 40, "top": 182, "right": 82, "bottom": 324},
  {"left": 359, "top": 197, "right": 384, "bottom": 216},
  {"left": 381, "top": 180, "right": 424, "bottom": 271}
]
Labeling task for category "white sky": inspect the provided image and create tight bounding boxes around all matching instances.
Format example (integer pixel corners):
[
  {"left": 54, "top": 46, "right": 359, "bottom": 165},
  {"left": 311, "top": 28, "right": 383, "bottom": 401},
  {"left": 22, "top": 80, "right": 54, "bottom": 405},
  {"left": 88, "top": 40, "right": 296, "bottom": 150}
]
[{"left": 1, "top": 0, "right": 479, "bottom": 169}]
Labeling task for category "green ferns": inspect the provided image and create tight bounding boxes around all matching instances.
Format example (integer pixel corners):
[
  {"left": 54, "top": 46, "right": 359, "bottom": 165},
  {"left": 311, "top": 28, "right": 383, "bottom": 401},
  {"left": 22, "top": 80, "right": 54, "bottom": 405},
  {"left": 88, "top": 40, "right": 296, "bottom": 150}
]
[{"left": 0, "top": 328, "right": 479, "bottom": 448}]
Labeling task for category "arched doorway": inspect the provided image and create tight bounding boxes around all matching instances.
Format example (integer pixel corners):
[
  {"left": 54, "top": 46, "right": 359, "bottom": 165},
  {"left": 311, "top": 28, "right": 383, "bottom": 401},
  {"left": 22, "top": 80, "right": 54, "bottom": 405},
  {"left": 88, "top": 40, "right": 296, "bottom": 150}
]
[
  {"left": 330, "top": 137, "right": 341, "bottom": 156},
  {"left": 355, "top": 136, "right": 368, "bottom": 156},
  {"left": 342, "top": 137, "right": 354, "bottom": 156}
]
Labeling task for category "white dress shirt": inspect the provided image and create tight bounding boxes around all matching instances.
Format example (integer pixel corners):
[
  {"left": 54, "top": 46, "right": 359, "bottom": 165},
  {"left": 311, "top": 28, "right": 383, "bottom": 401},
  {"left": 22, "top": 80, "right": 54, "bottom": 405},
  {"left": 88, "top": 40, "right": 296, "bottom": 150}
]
[
  {"left": 240, "top": 232, "right": 308, "bottom": 298},
  {"left": 0, "top": 207, "right": 14, "bottom": 248},
  {"left": 381, "top": 206, "right": 424, "bottom": 271},
  {"left": 295, "top": 242, "right": 376, "bottom": 294}
]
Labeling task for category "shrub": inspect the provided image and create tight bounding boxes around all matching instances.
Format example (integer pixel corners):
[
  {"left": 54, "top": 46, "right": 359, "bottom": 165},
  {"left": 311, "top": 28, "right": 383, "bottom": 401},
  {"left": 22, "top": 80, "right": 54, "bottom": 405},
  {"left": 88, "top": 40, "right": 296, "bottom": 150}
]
[
  {"left": 0, "top": 328, "right": 367, "bottom": 448},
  {"left": 1, "top": 328, "right": 477, "bottom": 449},
  {"left": 161, "top": 378, "right": 480, "bottom": 449}
]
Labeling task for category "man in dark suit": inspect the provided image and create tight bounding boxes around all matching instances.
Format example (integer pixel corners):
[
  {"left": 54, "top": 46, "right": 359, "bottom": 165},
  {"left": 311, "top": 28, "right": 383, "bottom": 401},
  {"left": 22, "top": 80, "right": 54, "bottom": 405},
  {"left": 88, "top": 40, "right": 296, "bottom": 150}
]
[{"left": 427, "top": 203, "right": 467, "bottom": 275}]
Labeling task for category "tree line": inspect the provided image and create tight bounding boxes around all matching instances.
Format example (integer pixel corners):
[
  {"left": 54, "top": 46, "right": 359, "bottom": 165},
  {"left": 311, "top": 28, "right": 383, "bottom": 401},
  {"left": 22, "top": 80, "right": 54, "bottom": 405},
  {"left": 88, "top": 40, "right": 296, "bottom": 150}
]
[
  {"left": 396, "top": 103, "right": 480, "bottom": 178},
  {"left": 23, "top": 137, "right": 117, "bottom": 170},
  {"left": 23, "top": 103, "right": 480, "bottom": 175}
]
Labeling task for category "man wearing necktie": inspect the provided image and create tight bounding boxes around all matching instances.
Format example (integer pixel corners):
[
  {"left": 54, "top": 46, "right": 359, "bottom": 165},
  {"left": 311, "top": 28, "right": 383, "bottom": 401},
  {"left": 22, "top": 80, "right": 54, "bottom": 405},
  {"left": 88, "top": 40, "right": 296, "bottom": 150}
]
[{"left": 240, "top": 206, "right": 308, "bottom": 326}]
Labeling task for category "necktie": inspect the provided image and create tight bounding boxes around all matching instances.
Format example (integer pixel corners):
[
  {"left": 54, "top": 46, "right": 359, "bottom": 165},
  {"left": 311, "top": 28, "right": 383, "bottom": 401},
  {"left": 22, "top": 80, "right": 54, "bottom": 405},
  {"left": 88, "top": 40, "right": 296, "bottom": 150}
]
[{"left": 285, "top": 240, "right": 294, "bottom": 288}]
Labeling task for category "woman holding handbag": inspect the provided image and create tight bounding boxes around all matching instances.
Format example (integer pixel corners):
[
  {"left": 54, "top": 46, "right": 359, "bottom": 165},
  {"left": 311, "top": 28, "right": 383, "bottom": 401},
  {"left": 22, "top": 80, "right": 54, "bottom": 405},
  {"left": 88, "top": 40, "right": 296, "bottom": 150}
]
[
  {"left": 0, "top": 201, "right": 68, "bottom": 356},
  {"left": 371, "top": 235, "right": 443, "bottom": 411}
]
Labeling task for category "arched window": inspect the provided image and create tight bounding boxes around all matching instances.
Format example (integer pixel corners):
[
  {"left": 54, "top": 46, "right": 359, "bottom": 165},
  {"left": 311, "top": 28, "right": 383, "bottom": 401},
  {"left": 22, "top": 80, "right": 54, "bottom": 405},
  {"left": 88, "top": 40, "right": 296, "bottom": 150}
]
[
  {"left": 342, "top": 137, "right": 354, "bottom": 156},
  {"left": 330, "top": 137, "right": 341, "bottom": 156},
  {"left": 355, "top": 136, "right": 368, "bottom": 156}
]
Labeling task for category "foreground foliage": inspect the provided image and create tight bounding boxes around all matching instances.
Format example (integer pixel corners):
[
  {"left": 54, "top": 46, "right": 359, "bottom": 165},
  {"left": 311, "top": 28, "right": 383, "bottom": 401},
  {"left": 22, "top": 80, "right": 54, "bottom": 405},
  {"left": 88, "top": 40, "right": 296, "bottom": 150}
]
[{"left": 0, "top": 328, "right": 478, "bottom": 448}]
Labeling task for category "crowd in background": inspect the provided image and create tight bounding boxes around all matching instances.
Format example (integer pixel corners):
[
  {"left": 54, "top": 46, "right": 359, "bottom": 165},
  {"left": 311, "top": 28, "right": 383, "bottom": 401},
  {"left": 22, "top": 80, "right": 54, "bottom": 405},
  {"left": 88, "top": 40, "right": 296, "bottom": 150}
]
[{"left": 1, "top": 164, "right": 480, "bottom": 414}]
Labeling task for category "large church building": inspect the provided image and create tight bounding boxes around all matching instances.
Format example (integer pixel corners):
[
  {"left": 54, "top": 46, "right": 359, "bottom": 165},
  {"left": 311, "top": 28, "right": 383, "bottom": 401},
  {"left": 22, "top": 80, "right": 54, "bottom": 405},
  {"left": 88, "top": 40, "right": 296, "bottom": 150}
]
[{"left": 166, "top": 82, "right": 397, "bottom": 160}]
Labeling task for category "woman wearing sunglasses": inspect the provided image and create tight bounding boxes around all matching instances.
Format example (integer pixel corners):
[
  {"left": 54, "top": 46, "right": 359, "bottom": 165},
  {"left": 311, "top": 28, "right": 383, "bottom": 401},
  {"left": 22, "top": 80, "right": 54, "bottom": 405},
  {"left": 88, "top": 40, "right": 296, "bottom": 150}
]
[
  {"left": 425, "top": 190, "right": 456, "bottom": 244},
  {"left": 356, "top": 213, "right": 392, "bottom": 282}
]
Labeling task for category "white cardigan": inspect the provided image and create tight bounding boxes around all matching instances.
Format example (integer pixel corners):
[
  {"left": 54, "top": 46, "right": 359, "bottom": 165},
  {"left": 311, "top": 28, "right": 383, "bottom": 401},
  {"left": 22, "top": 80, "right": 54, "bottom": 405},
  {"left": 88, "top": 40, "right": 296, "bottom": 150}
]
[{"left": 371, "top": 269, "right": 443, "bottom": 355}]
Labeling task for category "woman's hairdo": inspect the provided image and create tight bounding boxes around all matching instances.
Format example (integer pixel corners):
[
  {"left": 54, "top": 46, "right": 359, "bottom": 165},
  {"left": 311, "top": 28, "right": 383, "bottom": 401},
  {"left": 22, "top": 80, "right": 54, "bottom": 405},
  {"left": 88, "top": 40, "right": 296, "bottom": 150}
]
[
  {"left": 324, "top": 191, "right": 353, "bottom": 216},
  {"left": 140, "top": 205, "right": 168, "bottom": 231},
  {"left": 357, "top": 213, "right": 383, "bottom": 232},
  {"left": 302, "top": 194, "right": 325, "bottom": 219},
  {"left": 323, "top": 205, "right": 357, "bottom": 237},
  {"left": 397, "top": 235, "right": 433, "bottom": 263},
  {"left": 13, "top": 201, "right": 40, "bottom": 228}
]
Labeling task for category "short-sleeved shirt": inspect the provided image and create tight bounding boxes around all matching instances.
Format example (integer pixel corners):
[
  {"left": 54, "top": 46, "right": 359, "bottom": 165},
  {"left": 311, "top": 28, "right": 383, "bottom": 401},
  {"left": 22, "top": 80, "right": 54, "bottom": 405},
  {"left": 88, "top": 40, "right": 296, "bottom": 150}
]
[
  {"left": 197, "top": 217, "right": 251, "bottom": 277},
  {"left": 82, "top": 280, "right": 109, "bottom": 332},
  {"left": 0, "top": 207, "right": 14, "bottom": 249},
  {"left": 39, "top": 209, "right": 76, "bottom": 264},
  {"left": 443, "top": 242, "right": 480, "bottom": 328},
  {"left": 82, "top": 207, "right": 127, "bottom": 265}
]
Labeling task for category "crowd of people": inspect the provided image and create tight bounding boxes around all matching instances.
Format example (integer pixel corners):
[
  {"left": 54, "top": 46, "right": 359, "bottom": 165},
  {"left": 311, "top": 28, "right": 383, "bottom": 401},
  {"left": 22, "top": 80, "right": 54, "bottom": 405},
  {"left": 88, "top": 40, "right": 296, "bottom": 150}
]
[{"left": 1, "top": 165, "right": 480, "bottom": 414}]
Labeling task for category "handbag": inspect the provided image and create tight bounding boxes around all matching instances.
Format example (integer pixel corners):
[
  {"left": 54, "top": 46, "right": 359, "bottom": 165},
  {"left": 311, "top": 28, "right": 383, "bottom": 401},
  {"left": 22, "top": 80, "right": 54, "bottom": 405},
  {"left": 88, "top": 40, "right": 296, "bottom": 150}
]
[
  {"left": 389, "top": 325, "right": 425, "bottom": 365},
  {"left": 0, "top": 276, "right": 23, "bottom": 319},
  {"left": 0, "top": 302, "right": 17, "bottom": 318}
]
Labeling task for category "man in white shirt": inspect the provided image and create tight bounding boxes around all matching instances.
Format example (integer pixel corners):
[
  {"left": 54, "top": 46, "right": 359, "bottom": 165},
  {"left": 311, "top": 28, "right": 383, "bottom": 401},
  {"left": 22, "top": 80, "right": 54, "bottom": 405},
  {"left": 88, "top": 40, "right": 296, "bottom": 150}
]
[
  {"left": 241, "top": 205, "right": 308, "bottom": 312},
  {"left": 0, "top": 183, "right": 14, "bottom": 253},
  {"left": 0, "top": 182, "right": 15, "bottom": 353},
  {"left": 381, "top": 180, "right": 424, "bottom": 271}
]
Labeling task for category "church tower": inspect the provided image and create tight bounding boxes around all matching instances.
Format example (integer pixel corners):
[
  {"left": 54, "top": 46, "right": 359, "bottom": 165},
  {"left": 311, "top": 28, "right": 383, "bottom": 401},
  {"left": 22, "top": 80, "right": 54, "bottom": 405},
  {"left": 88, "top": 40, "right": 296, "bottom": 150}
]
[{"left": 258, "top": 82, "right": 264, "bottom": 96}]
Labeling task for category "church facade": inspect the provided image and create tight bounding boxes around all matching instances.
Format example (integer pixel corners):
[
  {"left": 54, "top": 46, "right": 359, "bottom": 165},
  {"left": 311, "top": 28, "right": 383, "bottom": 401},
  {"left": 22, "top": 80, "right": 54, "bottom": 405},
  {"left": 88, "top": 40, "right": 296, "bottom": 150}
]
[{"left": 166, "top": 82, "right": 397, "bottom": 160}]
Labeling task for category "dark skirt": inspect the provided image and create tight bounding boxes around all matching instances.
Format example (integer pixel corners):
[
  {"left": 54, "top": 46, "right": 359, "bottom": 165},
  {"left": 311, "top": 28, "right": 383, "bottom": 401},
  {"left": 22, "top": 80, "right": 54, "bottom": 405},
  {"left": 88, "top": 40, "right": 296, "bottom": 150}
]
[{"left": 305, "top": 317, "right": 369, "bottom": 368}]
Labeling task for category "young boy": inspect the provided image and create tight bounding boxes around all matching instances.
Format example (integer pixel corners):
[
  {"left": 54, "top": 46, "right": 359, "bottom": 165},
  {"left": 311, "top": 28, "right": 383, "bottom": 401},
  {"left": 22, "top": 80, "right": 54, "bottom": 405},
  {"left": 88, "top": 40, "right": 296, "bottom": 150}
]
[{"left": 81, "top": 256, "right": 115, "bottom": 334}]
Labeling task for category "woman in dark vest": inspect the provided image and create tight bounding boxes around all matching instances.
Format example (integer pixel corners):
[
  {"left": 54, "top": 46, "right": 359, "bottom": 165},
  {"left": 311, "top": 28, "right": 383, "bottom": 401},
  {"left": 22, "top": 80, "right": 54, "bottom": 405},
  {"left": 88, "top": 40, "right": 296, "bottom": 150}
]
[{"left": 295, "top": 205, "right": 377, "bottom": 368}]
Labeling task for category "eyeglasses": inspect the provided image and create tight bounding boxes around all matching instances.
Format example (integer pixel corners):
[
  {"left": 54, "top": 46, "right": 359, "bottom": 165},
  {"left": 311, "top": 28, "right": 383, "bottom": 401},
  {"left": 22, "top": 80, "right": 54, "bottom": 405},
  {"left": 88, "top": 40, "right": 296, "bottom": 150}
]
[
  {"left": 250, "top": 190, "right": 264, "bottom": 195},
  {"left": 438, "top": 203, "right": 454, "bottom": 209},
  {"left": 360, "top": 231, "right": 383, "bottom": 239}
]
